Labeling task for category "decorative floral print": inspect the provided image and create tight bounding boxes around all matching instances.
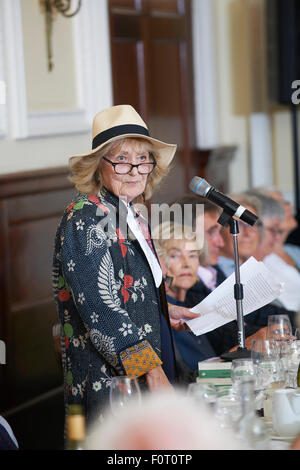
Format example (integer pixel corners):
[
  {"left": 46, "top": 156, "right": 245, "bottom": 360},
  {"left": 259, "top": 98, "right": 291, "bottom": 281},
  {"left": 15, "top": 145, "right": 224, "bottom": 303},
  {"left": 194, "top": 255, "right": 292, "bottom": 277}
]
[
  {"left": 53, "top": 190, "right": 164, "bottom": 427},
  {"left": 67, "top": 259, "right": 75, "bottom": 271},
  {"left": 118, "top": 322, "right": 133, "bottom": 336},
  {"left": 76, "top": 219, "right": 85, "bottom": 230}
]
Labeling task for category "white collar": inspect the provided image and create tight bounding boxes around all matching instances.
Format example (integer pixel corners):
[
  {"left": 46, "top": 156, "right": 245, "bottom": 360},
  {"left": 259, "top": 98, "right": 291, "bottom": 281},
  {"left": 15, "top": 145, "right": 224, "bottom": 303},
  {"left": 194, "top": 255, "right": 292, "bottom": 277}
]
[{"left": 125, "top": 204, "right": 162, "bottom": 288}]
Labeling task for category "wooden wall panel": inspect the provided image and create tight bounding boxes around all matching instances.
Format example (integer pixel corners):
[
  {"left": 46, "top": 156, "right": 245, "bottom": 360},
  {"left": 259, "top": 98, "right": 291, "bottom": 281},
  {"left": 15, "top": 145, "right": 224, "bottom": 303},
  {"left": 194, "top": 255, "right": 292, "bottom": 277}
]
[
  {"left": 148, "top": 0, "right": 184, "bottom": 14},
  {"left": 109, "top": 0, "right": 197, "bottom": 203},
  {"left": 112, "top": 42, "right": 142, "bottom": 111},
  {"left": 0, "top": 167, "right": 75, "bottom": 449}
]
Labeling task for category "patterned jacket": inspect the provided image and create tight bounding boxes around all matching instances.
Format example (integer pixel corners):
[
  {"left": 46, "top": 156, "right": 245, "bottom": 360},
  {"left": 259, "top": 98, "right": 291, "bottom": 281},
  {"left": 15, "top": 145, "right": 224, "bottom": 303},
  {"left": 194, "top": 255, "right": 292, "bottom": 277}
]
[{"left": 52, "top": 188, "right": 174, "bottom": 428}]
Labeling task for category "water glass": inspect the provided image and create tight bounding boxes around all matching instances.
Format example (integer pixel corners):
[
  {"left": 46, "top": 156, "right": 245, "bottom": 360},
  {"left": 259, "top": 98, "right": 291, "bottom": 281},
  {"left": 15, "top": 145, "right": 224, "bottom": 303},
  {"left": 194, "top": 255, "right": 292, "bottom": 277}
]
[
  {"left": 109, "top": 376, "right": 141, "bottom": 416},
  {"left": 266, "top": 315, "right": 293, "bottom": 341},
  {"left": 214, "top": 386, "right": 243, "bottom": 432},
  {"left": 250, "top": 338, "right": 287, "bottom": 406},
  {"left": 282, "top": 340, "right": 300, "bottom": 388},
  {"left": 231, "top": 359, "right": 255, "bottom": 385},
  {"left": 187, "top": 382, "right": 217, "bottom": 410}
]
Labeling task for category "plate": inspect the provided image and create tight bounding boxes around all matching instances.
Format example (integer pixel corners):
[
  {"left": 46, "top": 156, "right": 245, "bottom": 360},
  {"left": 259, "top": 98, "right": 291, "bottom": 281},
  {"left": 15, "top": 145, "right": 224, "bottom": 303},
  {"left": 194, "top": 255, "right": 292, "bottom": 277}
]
[{"left": 271, "top": 433, "right": 295, "bottom": 441}]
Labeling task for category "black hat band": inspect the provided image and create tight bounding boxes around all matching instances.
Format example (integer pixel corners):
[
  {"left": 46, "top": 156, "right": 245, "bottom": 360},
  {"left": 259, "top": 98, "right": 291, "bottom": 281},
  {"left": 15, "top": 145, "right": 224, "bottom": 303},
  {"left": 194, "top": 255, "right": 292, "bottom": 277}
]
[{"left": 92, "top": 124, "right": 150, "bottom": 150}]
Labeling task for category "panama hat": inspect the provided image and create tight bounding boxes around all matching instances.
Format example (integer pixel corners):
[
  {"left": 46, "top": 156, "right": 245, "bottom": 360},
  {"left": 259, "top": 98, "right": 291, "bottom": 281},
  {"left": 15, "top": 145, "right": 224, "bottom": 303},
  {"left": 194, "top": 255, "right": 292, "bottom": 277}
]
[{"left": 69, "top": 104, "right": 177, "bottom": 169}]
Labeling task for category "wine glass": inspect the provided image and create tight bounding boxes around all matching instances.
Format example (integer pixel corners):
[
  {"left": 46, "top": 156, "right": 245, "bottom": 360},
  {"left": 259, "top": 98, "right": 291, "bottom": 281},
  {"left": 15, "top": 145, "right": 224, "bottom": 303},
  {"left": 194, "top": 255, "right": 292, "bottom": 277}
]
[
  {"left": 251, "top": 339, "right": 280, "bottom": 391},
  {"left": 266, "top": 315, "right": 293, "bottom": 342},
  {"left": 281, "top": 340, "right": 300, "bottom": 388},
  {"left": 231, "top": 359, "right": 255, "bottom": 386},
  {"left": 252, "top": 339, "right": 286, "bottom": 396},
  {"left": 187, "top": 382, "right": 217, "bottom": 411},
  {"left": 109, "top": 376, "right": 141, "bottom": 416}
]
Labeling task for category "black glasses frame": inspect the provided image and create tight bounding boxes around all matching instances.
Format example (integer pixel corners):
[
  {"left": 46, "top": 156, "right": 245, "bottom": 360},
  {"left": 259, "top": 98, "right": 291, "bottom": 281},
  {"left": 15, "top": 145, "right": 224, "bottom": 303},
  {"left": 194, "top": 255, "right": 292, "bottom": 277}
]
[{"left": 102, "top": 156, "right": 157, "bottom": 175}]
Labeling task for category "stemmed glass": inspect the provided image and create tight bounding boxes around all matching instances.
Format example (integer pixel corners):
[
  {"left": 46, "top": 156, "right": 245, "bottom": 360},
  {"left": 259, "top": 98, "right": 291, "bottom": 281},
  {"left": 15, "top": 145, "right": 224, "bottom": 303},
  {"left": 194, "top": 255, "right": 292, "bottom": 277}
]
[
  {"left": 251, "top": 338, "right": 285, "bottom": 404},
  {"left": 109, "top": 376, "right": 142, "bottom": 416},
  {"left": 187, "top": 382, "right": 217, "bottom": 411},
  {"left": 231, "top": 359, "right": 255, "bottom": 386},
  {"left": 281, "top": 340, "right": 300, "bottom": 388},
  {"left": 266, "top": 315, "right": 293, "bottom": 342}
]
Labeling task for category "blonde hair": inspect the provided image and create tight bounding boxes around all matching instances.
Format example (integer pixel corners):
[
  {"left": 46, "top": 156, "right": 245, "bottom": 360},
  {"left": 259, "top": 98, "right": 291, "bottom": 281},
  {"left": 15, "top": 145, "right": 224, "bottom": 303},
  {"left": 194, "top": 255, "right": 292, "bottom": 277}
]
[
  {"left": 152, "top": 221, "right": 208, "bottom": 266},
  {"left": 69, "top": 138, "right": 170, "bottom": 201}
]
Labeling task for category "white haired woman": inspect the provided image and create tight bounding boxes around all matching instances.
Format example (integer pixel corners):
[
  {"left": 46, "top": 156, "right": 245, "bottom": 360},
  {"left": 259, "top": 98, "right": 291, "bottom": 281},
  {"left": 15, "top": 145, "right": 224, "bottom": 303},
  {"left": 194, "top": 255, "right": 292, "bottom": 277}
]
[{"left": 52, "top": 105, "right": 198, "bottom": 431}]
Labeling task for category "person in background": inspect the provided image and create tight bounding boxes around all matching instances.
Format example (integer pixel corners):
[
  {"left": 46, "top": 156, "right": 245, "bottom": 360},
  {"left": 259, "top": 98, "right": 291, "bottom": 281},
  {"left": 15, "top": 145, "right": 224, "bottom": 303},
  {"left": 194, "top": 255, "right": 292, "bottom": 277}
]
[
  {"left": 173, "top": 194, "right": 265, "bottom": 355},
  {"left": 217, "top": 193, "right": 263, "bottom": 277},
  {"left": 242, "top": 192, "right": 284, "bottom": 262},
  {"left": 153, "top": 221, "right": 266, "bottom": 372},
  {"left": 152, "top": 222, "right": 218, "bottom": 373},
  {"left": 233, "top": 190, "right": 300, "bottom": 329},
  {"left": 171, "top": 194, "right": 225, "bottom": 290},
  {"left": 0, "top": 416, "right": 19, "bottom": 450},
  {"left": 245, "top": 189, "right": 300, "bottom": 324},
  {"left": 247, "top": 187, "right": 300, "bottom": 271}
]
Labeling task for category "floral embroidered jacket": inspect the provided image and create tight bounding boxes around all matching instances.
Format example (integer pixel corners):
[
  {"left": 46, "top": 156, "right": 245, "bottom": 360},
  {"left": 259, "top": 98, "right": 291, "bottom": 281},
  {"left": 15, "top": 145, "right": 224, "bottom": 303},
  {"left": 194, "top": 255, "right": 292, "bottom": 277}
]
[{"left": 52, "top": 188, "right": 175, "bottom": 427}]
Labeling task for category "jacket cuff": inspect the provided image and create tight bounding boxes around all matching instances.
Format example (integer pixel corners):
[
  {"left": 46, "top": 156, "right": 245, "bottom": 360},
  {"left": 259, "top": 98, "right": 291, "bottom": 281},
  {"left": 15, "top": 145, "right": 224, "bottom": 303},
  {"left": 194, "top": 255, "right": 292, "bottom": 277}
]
[{"left": 119, "top": 340, "right": 162, "bottom": 378}]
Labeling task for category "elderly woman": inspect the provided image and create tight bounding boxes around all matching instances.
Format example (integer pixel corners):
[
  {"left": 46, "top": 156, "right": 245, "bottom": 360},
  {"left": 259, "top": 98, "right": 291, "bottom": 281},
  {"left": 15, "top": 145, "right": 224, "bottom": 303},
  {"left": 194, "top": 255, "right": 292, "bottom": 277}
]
[{"left": 52, "top": 105, "right": 198, "bottom": 429}]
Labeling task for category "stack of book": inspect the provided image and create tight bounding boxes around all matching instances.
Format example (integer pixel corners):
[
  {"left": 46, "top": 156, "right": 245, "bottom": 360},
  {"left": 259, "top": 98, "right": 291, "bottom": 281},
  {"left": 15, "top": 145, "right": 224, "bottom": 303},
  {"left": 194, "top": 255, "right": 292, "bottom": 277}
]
[{"left": 198, "top": 361, "right": 232, "bottom": 388}]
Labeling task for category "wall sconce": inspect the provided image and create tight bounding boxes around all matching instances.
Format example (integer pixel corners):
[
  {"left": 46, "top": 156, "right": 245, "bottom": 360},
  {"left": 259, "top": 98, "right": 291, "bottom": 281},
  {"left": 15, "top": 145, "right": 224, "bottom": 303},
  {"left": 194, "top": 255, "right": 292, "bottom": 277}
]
[{"left": 39, "top": 0, "right": 82, "bottom": 71}]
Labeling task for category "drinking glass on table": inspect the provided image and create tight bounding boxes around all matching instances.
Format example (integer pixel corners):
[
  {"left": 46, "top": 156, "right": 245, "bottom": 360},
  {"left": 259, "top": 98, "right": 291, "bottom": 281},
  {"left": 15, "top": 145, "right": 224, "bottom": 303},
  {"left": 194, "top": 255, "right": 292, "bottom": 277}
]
[
  {"left": 281, "top": 340, "right": 300, "bottom": 388},
  {"left": 251, "top": 339, "right": 282, "bottom": 392},
  {"left": 251, "top": 339, "right": 285, "bottom": 391},
  {"left": 214, "top": 386, "right": 243, "bottom": 432},
  {"left": 187, "top": 382, "right": 217, "bottom": 411},
  {"left": 109, "top": 376, "right": 141, "bottom": 416},
  {"left": 266, "top": 315, "right": 293, "bottom": 342},
  {"left": 231, "top": 359, "right": 255, "bottom": 385}
]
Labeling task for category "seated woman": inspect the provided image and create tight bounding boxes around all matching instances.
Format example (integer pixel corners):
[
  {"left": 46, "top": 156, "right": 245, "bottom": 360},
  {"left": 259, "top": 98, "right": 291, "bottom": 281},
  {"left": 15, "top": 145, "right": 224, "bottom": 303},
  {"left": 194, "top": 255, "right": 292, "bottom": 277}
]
[
  {"left": 152, "top": 222, "right": 266, "bottom": 373},
  {"left": 152, "top": 222, "right": 217, "bottom": 373}
]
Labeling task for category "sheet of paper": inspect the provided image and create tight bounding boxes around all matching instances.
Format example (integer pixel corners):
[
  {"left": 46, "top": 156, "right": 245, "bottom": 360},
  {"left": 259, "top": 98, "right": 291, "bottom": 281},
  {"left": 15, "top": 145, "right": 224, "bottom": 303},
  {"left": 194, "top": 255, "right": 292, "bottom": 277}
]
[
  {"left": 263, "top": 253, "right": 300, "bottom": 311},
  {"left": 186, "top": 256, "right": 284, "bottom": 336}
]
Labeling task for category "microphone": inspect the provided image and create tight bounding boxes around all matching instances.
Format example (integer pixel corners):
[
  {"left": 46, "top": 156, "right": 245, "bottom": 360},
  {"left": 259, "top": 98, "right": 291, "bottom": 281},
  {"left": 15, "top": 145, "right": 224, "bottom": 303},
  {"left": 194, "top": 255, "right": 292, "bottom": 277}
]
[{"left": 189, "top": 176, "right": 258, "bottom": 226}]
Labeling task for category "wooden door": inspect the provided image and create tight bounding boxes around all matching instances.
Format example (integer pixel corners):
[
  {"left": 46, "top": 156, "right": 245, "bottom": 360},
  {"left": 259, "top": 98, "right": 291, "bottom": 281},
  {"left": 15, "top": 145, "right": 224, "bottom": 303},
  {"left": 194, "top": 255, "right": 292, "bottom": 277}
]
[{"left": 109, "top": 0, "right": 197, "bottom": 203}]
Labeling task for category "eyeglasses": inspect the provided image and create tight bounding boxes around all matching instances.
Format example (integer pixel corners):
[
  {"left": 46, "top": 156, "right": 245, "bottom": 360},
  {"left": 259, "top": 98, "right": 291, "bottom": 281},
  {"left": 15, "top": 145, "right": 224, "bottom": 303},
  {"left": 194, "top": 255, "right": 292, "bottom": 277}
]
[
  {"left": 103, "top": 156, "right": 157, "bottom": 175},
  {"left": 264, "top": 227, "right": 285, "bottom": 237}
]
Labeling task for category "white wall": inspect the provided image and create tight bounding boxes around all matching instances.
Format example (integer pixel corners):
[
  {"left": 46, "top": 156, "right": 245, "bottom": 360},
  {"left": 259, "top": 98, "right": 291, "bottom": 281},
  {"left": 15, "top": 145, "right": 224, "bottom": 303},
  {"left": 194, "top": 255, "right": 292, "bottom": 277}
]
[
  {"left": 193, "top": 0, "right": 297, "bottom": 202},
  {"left": 0, "top": 0, "right": 297, "bottom": 206},
  {"left": 0, "top": 0, "right": 113, "bottom": 175}
]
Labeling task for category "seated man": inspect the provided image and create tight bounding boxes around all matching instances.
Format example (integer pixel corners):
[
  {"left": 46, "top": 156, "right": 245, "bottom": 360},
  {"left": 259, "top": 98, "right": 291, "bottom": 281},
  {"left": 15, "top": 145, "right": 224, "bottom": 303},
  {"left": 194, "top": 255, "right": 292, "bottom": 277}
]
[
  {"left": 217, "top": 191, "right": 297, "bottom": 329},
  {"left": 247, "top": 187, "right": 300, "bottom": 270},
  {"left": 217, "top": 193, "right": 263, "bottom": 276}
]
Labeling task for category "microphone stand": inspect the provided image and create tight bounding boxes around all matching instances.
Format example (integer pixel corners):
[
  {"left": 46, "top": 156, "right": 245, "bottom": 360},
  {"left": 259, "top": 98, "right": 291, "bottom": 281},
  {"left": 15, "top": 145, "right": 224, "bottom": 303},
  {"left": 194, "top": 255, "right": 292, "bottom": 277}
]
[{"left": 217, "top": 211, "right": 251, "bottom": 360}]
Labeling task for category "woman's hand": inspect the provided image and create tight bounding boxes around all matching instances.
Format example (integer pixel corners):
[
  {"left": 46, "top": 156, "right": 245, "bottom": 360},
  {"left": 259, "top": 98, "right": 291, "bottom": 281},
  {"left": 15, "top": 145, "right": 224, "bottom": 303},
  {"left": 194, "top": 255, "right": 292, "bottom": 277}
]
[
  {"left": 168, "top": 304, "right": 200, "bottom": 331},
  {"left": 145, "top": 366, "right": 174, "bottom": 392}
]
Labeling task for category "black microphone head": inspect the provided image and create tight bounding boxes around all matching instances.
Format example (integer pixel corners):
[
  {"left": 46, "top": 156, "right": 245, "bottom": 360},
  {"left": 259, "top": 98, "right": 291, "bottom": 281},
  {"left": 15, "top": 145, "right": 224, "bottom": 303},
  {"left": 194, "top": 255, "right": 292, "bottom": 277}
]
[
  {"left": 241, "top": 209, "right": 259, "bottom": 227},
  {"left": 189, "top": 176, "right": 211, "bottom": 196}
]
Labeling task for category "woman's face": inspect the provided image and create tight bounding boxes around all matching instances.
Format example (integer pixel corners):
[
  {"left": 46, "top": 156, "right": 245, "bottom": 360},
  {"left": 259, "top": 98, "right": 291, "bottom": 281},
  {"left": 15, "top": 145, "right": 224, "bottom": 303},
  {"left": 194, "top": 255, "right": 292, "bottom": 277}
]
[
  {"left": 165, "top": 239, "right": 200, "bottom": 292},
  {"left": 100, "top": 139, "right": 153, "bottom": 202}
]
